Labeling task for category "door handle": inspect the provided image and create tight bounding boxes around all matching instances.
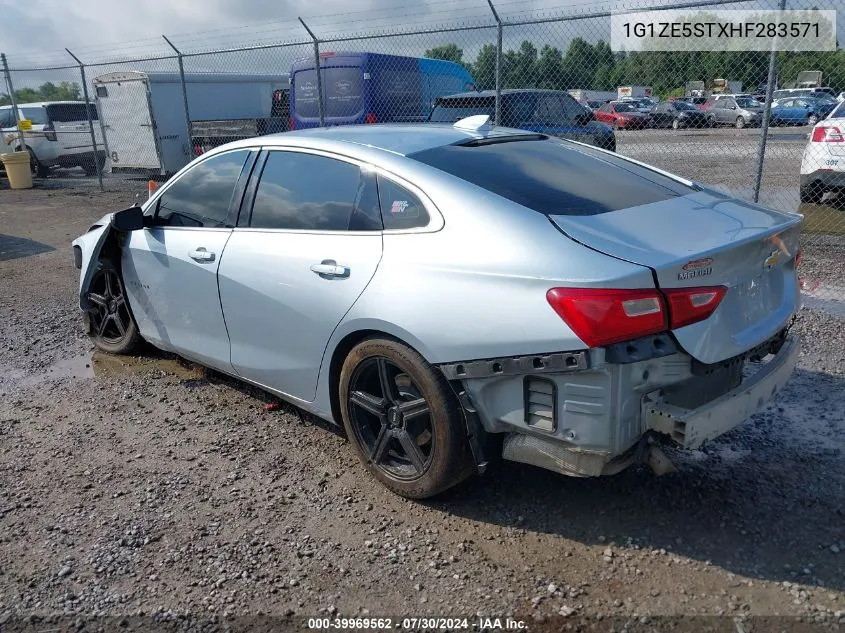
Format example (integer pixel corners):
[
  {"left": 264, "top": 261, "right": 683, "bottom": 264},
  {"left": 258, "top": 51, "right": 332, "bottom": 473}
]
[
  {"left": 310, "top": 260, "right": 348, "bottom": 278},
  {"left": 189, "top": 247, "right": 215, "bottom": 262}
]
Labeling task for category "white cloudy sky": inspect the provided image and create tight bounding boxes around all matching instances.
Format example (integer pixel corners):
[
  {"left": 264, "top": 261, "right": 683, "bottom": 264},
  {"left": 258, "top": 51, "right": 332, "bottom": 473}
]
[{"left": 0, "top": 0, "right": 612, "bottom": 67}]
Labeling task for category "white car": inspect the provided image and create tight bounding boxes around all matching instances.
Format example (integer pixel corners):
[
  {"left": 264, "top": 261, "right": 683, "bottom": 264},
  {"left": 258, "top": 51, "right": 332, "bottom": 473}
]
[
  {"left": 800, "top": 100, "right": 845, "bottom": 203},
  {"left": 0, "top": 101, "right": 106, "bottom": 177}
]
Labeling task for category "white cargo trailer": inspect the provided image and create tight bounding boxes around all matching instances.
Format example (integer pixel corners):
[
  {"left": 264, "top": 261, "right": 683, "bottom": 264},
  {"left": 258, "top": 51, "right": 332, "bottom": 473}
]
[{"left": 92, "top": 71, "right": 290, "bottom": 174}]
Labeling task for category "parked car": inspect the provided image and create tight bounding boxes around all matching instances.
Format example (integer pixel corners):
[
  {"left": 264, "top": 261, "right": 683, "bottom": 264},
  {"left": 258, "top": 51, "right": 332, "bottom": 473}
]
[
  {"left": 0, "top": 101, "right": 106, "bottom": 177},
  {"left": 290, "top": 52, "right": 475, "bottom": 129},
  {"left": 773, "top": 87, "right": 837, "bottom": 101},
  {"left": 771, "top": 97, "right": 836, "bottom": 126},
  {"left": 705, "top": 96, "right": 764, "bottom": 128},
  {"left": 72, "top": 117, "right": 801, "bottom": 499},
  {"left": 619, "top": 97, "right": 655, "bottom": 113},
  {"left": 595, "top": 101, "right": 650, "bottom": 129},
  {"left": 429, "top": 89, "right": 615, "bottom": 151},
  {"left": 649, "top": 100, "right": 710, "bottom": 129},
  {"left": 800, "top": 100, "right": 845, "bottom": 203}
]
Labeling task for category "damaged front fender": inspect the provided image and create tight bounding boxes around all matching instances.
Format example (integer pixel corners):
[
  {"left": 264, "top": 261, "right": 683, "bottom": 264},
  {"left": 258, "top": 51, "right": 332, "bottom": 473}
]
[{"left": 71, "top": 213, "right": 115, "bottom": 312}]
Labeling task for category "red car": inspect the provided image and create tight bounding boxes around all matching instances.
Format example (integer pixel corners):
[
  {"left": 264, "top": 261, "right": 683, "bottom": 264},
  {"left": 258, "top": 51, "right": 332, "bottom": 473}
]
[{"left": 595, "top": 101, "right": 650, "bottom": 129}]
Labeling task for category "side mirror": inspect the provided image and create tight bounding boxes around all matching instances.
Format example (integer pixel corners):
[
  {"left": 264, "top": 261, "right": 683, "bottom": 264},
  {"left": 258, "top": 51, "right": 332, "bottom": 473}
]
[
  {"left": 730, "top": 106, "right": 737, "bottom": 110},
  {"left": 110, "top": 205, "right": 145, "bottom": 232}
]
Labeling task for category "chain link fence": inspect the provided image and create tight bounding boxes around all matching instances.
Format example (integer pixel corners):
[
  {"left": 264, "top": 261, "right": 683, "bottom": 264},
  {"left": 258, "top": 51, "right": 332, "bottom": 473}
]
[{"left": 1, "top": 0, "right": 843, "bottom": 306}]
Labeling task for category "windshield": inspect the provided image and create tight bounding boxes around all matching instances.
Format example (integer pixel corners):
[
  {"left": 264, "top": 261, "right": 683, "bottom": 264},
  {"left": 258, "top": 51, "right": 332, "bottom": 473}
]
[
  {"left": 735, "top": 98, "right": 762, "bottom": 108},
  {"left": 674, "top": 101, "right": 697, "bottom": 111},
  {"left": 614, "top": 102, "right": 638, "bottom": 112},
  {"left": 408, "top": 137, "right": 692, "bottom": 216}
]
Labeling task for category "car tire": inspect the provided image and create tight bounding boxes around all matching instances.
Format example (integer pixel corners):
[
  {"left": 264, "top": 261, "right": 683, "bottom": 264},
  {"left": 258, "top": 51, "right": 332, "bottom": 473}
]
[
  {"left": 672, "top": 118, "right": 680, "bottom": 130},
  {"left": 612, "top": 120, "right": 620, "bottom": 131},
  {"left": 799, "top": 183, "right": 824, "bottom": 204},
  {"left": 707, "top": 115, "right": 716, "bottom": 128},
  {"left": 85, "top": 258, "right": 143, "bottom": 355},
  {"left": 339, "top": 336, "right": 474, "bottom": 499},
  {"left": 735, "top": 116, "right": 746, "bottom": 129},
  {"left": 27, "top": 148, "right": 49, "bottom": 178},
  {"left": 807, "top": 114, "right": 819, "bottom": 126}
]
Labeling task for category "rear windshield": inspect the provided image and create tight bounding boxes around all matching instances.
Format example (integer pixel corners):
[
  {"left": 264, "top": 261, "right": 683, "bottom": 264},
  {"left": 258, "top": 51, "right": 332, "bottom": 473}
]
[
  {"left": 294, "top": 67, "right": 363, "bottom": 118},
  {"left": 613, "top": 102, "right": 639, "bottom": 112},
  {"left": 674, "top": 101, "right": 697, "bottom": 110},
  {"left": 430, "top": 97, "right": 494, "bottom": 122},
  {"left": 408, "top": 137, "right": 693, "bottom": 216},
  {"left": 46, "top": 103, "right": 98, "bottom": 122}
]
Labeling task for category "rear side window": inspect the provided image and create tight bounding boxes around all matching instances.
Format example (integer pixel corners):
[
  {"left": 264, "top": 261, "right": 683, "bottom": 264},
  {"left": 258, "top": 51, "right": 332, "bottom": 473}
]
[
  {"left": 409, "top": 138, "right": 692, "bottom": 216},
  {"left": 18, "top": 107, "right": 48, "bottom": 125},
  {"left": 46, "top": 103, "right": 98, "bottom": 122},
  {"left": 250, "top": 151, "right": 364, "bottom": 231},
  {"left": 378, "top": 176, "right": 429, "bottom": 230},
  {"left": 156, "top": 150, "right": 248, "bottom": 228}
]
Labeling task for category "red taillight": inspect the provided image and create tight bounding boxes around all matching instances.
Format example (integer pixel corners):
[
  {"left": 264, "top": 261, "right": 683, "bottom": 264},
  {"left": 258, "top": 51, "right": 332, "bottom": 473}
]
[
  {"left": 365, "top": 112, "right": 377, "bottom": 124},
  {"left": 662, "top": 286, "right": 727, "bottom": 329},
  {"left": 811, "top": 126, "right": 843, "bottom": 143},
  {"left": 193, "top": 144, "right": 204, "bottom": 156},
  {"left": 289, "top": 116, "right": 295, "bottom": 131},
  {"left": 546, "top": 288, "right": 667, "bottom": 348},
  {"left": 547, "top": 285, "right": 728, "bottom": 347}
]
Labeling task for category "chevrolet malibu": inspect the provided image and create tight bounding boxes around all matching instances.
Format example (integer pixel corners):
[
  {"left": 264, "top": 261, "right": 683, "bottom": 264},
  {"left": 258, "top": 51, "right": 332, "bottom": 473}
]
[{"left": 72, "top": 116, "right": 801, "bottom": 499}]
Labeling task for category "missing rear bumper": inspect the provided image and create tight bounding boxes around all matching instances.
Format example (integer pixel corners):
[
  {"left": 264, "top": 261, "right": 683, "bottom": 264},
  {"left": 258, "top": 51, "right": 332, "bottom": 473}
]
[{"left": 643, "top": 334, "right": 800, "bottom": 449}]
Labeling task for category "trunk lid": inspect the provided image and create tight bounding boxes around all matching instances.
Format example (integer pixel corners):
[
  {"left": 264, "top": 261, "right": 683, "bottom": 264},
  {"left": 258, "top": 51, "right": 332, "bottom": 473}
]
[{"left": 550, "top": 189, "right": 802, "bottom": 364}]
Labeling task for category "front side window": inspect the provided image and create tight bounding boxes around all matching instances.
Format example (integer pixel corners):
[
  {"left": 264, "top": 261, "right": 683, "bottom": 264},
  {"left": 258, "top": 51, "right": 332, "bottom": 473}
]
[
  {"left": 0, "top": 108, "right": 14, "bottom": 128},
  {"left": 377, "top": 176, "right": 429, "bottom": 230},
  {"left": 155, "top": 150, "right": 248, "bottom": 228},
  {"left": 250, "top": 151, "right": 364, "bottom": 231}
]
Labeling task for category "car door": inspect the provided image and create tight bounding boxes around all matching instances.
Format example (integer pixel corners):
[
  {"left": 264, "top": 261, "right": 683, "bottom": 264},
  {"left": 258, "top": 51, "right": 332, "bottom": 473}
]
[
  {"left": 218, "top": 148, "right": 384, "bottom": 403},
  {"left": 121, "top": 148, "right": 255, "bottom": 372},
  {"left": 717, "top": 98, "right": 736, "bottom": 123}
]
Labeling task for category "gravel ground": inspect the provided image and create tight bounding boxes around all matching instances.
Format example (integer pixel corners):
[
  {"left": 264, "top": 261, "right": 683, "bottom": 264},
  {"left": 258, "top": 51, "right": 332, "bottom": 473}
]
[{"left": 0, "top": 187, "right": 844, "bottom": 633}]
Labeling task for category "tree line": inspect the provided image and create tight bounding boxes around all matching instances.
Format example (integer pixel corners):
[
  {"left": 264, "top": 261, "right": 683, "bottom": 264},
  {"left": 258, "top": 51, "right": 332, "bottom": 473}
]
[
  {"left": 425, "top": 41, "right": 845, "bottom": 99},
  {"left": 0, "top": 81, "right": 81, "bottom": 107}
]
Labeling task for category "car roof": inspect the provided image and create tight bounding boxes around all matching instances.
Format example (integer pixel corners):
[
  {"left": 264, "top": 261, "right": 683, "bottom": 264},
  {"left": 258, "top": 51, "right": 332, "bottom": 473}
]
[
  {"left": 218, "top": 122, "right": 538, "bottom": 157},
  {"left": 0, "top": 101, "right": 89, "bottom": 109},
  {"left": 436, "top": 89, "right": 571, "bottom": 100}
]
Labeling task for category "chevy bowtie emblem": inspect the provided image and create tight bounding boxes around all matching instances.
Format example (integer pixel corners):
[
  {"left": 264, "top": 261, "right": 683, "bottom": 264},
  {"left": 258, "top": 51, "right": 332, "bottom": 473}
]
[{"left": 764, "top": 250, "right": 781, "bottom": 269}]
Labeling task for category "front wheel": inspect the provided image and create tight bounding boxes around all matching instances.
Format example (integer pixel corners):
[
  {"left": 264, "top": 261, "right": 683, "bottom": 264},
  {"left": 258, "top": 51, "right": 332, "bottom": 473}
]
[
  {"left": 735, "top": 116, "right": 746, "bottom": 129},
  {"left": 672, "top": 118, "right": 680, "bottom": 130},
  {"left": 612, "top": 120, "right": 620, "bottom": 131},
  {"left": 85, "top": 258, "right": 142, "bottom": 355},
  {"left": 339, "top": 337, "right": 473, "bottom": 499},
  {"left": 707, "top": 115, "right": 716, "bottom": 128},
  {"left": 807, "top": 114, "right": 819, "bottom": 126}
]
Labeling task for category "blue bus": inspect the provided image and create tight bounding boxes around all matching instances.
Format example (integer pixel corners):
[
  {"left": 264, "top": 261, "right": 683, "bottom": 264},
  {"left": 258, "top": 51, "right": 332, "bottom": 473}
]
[{"left": 290, "top": 52, "right": 475, "bottom": 129}]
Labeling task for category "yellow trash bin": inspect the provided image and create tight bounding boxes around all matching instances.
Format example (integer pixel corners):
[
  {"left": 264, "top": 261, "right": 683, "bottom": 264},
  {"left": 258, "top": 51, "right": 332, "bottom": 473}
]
[{"left": 1, "top": 151, "right": 34, "bottom": 190}]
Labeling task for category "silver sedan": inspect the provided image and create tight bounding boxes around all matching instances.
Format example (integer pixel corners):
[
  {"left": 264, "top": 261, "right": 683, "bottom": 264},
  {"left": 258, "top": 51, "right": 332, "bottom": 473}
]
[{"left": 73, "top": 116, "right": 802, "bottom": 498}]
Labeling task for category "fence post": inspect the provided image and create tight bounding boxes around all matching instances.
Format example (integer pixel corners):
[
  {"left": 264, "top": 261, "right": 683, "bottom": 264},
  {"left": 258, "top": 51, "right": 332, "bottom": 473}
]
[
  {"left": 753, "top": 0, "right": 787, "bottom": 204},
  {"left": 486, "top": 0, "right": 503, "bottom": 125},
  {"left": 65, "top": 49, "right": 104, "bottom": 191},
  {"left": 1, "top": 53, "right": 27, "bottom": 156},
  {"left": 299, "top": 18, "right": 325, "bottom": 127},
  {"left": 162, "top": 35, "right": 193, "bottom": 160}
]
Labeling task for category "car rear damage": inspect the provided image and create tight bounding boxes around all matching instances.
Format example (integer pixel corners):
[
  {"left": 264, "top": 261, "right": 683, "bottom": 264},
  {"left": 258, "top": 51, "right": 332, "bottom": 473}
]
[{"left": 415, "top": 136, "right": 803, "bottom": 479}]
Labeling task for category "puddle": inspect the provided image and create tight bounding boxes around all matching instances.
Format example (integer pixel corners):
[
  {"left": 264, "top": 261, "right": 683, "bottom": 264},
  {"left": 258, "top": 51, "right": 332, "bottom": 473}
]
[{"left": 4, "top": 349, "right": 206, "bottom": 391}]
